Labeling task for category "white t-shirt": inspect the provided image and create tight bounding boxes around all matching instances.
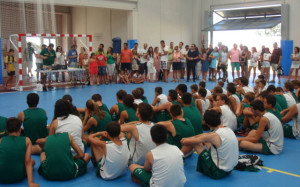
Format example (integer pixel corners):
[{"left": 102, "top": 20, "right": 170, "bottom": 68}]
[
  {"left": 56, "top": 114, "right": 84, "bottom": 155},
  {"left": 292, "top": 103, "right": 300, "bottom": 139},
  {"left": 156, "top": 94, "right": 168, "bottom": 106},
  {"left": 262, "top": 112, "right": 284, "bottom": 154},
  {"left": 159, "top": 46, "right": 169, "bottom": 62},
  {"left": 134, "top": 99, "right": 143, "bottom": 105},
  {"left": 251, "top": 52, "right": 260, "bottom": 63},
  {"left": 211, "top": 127, "right": 239, "bottom": 172},
  {"left": 222, "top": 87, "right": 227, "bottom": 95},
  {"left": 36, "top": 49, "right": 42, "bottom": 64},
  {"left": 150, "top": 143, "right": 186, "bottom": 187},
  {"left": 197, "top": 98, "right": 210, "bottom": 116},
  {"left": 243, "top": 86, "right": 254, "bottom": 93},
  {"left": 221, "top": 52, "right": 228, "bottom": 65},
  {"left": 129, "top": 122, "right": 156, "bottom": 165},
  {"left": 263, "top": 53, "right": 271, "bottom": 62},
  {"left": 56, "top": 52, "right": 65, "bottom": 65},
  {"left": 220, "top": 105, "right": 237, "bottom": 130},
  {"left": 98, "top": 138, "right": 130, "bottom": 179},
  {"left": 206, "top": 89, "right": 212, "bottom": 98},
  {"left": 283, "top": 93, "right": 296, "bottom": 108},
  {"left": 230, "top": 94, "right": 241, "bottom": 104},
  {"left": 139, "top": 48, "right": 148, "bottom": 64},
  {"left": 180, "top": 48, "right": 188, "bottom": 63}
]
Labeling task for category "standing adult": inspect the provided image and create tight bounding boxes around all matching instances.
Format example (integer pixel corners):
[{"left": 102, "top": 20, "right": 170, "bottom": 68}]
[
  {"left": 67, "top": 45, "right": 78, "bottom": 82},
  {"left": 120, "top": 43, "right": 133, "bottom": 75},
  {"left": 228, "top": 43, "right": 241, "bottom": 79},
  {"left": 167, "top": 42, "right": 174, "bottom": 77},
  {"left": 171, "top": 46, "right": 182, "bottom": 83},
  {"left": 220, "top": 46, "right": 229, "bottom": 82},
  {"left": 106, "top": 47, "right": 116, "bottom": 83},
  {"left": 261, "top": 48, "right": 272, "bottom": 81},
  {"left": 55, "top": 46, "right": 66, "bottom": 83},
  {"left": 199, "top": 48, "right": 209, "bottom": 81},
  {"left": 4, "top": 49, "right": 16, "bottom": 90},
  {"left": 40, "top": 43, "right": 56, "bottom": 90},
  {"left": 35, "top": 44, "right": 47, "bottom": 83},
  {"left": 159, "top": 40, "right": 169, "bottom": 83},
  {"left": 186, "top": 44, "right": 199, "bottom": 82},
  {"left": 270, "top": 42, "right": 282, "bottom": 83},
  {"left": 248, "top": 47, "right": 260, "bottom": 83},
  {"left": 154, "top": 47, "right": 161, "bottom": 80},
  {"left": 289, "top": 47, "right": 300, "bottom": 80},
  {"left": 24, "top": 42, "right": 35, "bottom": 78},
  {"left": 139, "top": 43, "right": 148, "bottom": 79},
  {"left": 241, "top": 46, "right": 251, "bottom": 77},
  {"left": 179, "top": 43, "right": 188, "bottom": 79},
  {"left": 217, "top": 42, "right": 223, "bottom": 80},
  {"left": 67, "top": 45, "right": 78, "bottom": 68},
  {"left": 209, "top": 47, "right": 219, "bottom": 82}
]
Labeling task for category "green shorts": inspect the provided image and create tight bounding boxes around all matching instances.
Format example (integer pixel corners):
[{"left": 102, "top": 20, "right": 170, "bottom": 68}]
[
  {"left": 231, "top": 62, "right": 240, "bottom": 71},
  {"left": 96, "top": 158, "right": 103, "bottom": 177},
  {"left": 132, "top": 168, "right": 152, "bottom": 187},
  {"left": 196, "top": 149, "right": 230, "bottom": 179},
  {"left": 282, "top": 124, "right": 296, "bottom": 139},
  {"left": 258, "top": 138, "right": 274, "bottom": 155},
  {"left": 38, "top": 159, "right": 87, "bottom": 180}
]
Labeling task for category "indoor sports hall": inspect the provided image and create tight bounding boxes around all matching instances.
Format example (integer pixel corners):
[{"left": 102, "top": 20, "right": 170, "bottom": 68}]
[{"left": 0, "top": 0, "right": 300, "bottom": 187}]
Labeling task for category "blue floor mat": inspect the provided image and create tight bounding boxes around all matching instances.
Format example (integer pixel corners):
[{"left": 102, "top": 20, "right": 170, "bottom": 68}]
[{"left": 1, "top": 78, "right": 300, "bottom": 186}]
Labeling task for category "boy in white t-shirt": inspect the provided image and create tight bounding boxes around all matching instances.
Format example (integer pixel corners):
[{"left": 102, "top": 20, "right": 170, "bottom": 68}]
[
  {"left": 130, "top": 125, "right": 186, "bottom": 187},
  {"left": 152, "top": 87, "right": 168, "bottom": 106},
  {"left": 181, "top": 110, "right": 238, "bottom": 179},
  {"left": 88, "top": 121, "right": 130, "bottom": 180},
  {"left": 132, "top": 71, "right": 144, "bottom": 84},
  {"left": 121, "top": 103, "right": 156, "bottom": 165}
]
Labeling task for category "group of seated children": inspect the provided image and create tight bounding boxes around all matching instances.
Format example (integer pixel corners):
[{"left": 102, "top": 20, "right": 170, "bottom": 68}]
[{"left": 1, "top": 77, "right": 300, "bottom": 186}]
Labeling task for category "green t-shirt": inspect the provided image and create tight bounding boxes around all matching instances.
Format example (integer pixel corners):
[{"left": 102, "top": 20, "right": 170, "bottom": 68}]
[
  {"left": 267, "top": 109, "right": 282, "bottom": 122},
  {"left": 112, "top": 103, "right": 126, "bottom": 121},
  {"left": 40, "top": 48, "right": 56, "bottom": 66},
  {"left": 91, "top": 111, "right": 112, "bottom": 133},
  {"left": 275, "top": 103, "right": 282, "bottom": 113},
  {"left": 142, "top": 97, "right": 149, "bottom": 104},
  {"left": 183, "top": 106, "right": 203, "bottom": 134},
  {"left": 39, "top": 133, "right": 76, "bottom": 180},
  {"left": 237, "top": 103, "right": 251, "bottom": 124},
  {"left": 171, "top": 101, "right": 181, "bottom": 106},
  {"left": 0, "top": 116, "right": 7, "bottom": 138},
  {"left": 99, "top": 104, "right": 109, "bottom": 113},
  {"left": 106, "top": 54, "right": 115, "bottom": 64},
  {"left": 274, "top": 94, "right": 288, "bottom": 110},
  {"left": 153, "top": 110, "right": 172, "bottom": 123},
  {"left": 23, "top": 108, "right": 48, "bottom": 144},
  {"left": 0, "top": 136, "right": 26, "bottom": 184},
  {"left": 124, "top": 107, "right": 138, "bottom": 123},
  {"left": 167, "top": 118, "right": 195, "bottom": 149}
]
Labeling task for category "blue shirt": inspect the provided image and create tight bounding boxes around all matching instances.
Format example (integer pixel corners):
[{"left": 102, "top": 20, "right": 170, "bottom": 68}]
[{"left": 67, "top": 49, "right": 78, "bottom": 63}]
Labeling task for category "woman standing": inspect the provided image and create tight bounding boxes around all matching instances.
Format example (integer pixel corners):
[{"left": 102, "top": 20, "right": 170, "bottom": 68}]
[
  {"left": 261, "top": 48, "right": 271, "bottom": 81},
  {"left": 199, "top": 48, "right": 209, "bottom": 81},
  {"left": 55, "top": 46, "right": 66, "bottom": 83},
  {"left": 107, "top": 47, "right": 116, "bottom": 83},
  {"left": 248, "top": 47, "right": 259, "bottom": 83},
  {"left": 172, "top": 46, "right": 182, "bottom": 82},
  {"left": 209, "top": 47, "right": 219, "bottom": 81},
  {"left": 79, "top": 47, "right": 87, "bottom": 68},
  {"left": 220, "top": 46, "right": 229, "bottom": 82},
  {"left": 146, "top": 47, "right": 156, "bottom": 82},
  {"left": 154, "top": 47, "right": 161, "bottom": 81},
  {"left": 289, "top": 47, "right": 300, "bottom": 80}
]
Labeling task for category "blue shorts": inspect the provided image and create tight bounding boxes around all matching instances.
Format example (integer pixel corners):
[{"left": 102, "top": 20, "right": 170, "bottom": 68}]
[{"left": 98, "top": 66, "right": 106, "bottom": 75}]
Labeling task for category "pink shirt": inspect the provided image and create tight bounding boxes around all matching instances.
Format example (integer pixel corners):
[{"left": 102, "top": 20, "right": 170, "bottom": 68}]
[{"left": 229, "top": 49, "right": 240, "bottom": 62}]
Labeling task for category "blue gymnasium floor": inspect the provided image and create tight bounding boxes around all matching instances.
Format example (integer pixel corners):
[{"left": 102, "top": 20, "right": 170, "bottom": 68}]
[{"left": 1, "top": 78, "right": 300, "bottom": 186}]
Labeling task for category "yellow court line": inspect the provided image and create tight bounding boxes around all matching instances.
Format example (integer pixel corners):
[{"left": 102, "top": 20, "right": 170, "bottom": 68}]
[{"left": 262, "top": 166, "right": 300, "bottom": 178}]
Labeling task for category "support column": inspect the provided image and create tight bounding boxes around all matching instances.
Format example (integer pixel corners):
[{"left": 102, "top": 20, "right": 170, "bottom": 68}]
[{"left": 127, "top": 10, "right": 138, "bottom": 41}]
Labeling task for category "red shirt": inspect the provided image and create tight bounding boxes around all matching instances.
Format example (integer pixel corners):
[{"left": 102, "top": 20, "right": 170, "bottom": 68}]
[
  {"left": 96, "top": 54, "right": 107, "bottom": 66},
  {"left": 120, "top": 49, "right": 132, "bottom": 63}
]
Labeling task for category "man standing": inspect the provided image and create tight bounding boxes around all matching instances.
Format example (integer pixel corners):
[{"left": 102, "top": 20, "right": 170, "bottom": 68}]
[
  {"left": 228, "top": 43, "right": 241, "bottom": 79},
  {"left": 67, "top": 45, "right": 78, "bottom": 67},
  {"left": 24, "top": 42, "right": 35, "bottom": 78},
  {"left": 270, "top": 42, "right": 282, "bottom": 83},
  {"left": 139, "top": 43, "right": 148, "bottom": 79},
  {"left": 159, "top": 40, "right": 169, "bottom": 83},
  {"left": 120, "top": 43, "right": 133, "bottom": 75},
  {"left": 187, "top": 44, "right": 199, "bottom": 82},
  {"left": 95, "top": 43, "right": 107, "bottom": 56},
  {"left": 40, "top": 43, "right": 56, "bottom": 90},
  {"left": 35, "top": 44, "right": 47, "bottom": 83},
  {"left": 167, "top": 42, "right": 174, "bottom": 76}
]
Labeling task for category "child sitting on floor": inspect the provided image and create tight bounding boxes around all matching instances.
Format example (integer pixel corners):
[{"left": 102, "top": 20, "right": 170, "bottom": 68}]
[{"left": 132, "top": 71, "right": 144, "bottom": 84}]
